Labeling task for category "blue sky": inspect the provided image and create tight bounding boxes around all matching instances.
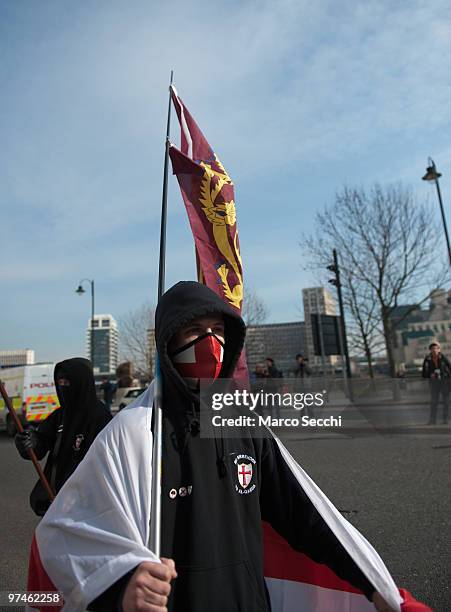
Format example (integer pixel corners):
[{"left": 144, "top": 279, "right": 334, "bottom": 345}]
[{"left": 2, "top": 0, "right": 451, "bottom": 363}]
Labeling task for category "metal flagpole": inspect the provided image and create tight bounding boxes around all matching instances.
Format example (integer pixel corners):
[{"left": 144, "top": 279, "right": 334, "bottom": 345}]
[{"left": 149, "top": 70, "right": 173, "bottom": 556}]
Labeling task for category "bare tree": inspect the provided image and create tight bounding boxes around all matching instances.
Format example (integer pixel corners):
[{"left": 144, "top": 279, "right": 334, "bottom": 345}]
[
  {"left": 119, "top": 302, "right": 155, "bottom": 381},
  {"left": 301, "top": 184, "right": 448, "bottom": 376},
  {"left": 242, "top": 288, "right": 269, "bottom": 326},
  {"left": 342, "top": 267, "right": 385, "bottom": 377}
]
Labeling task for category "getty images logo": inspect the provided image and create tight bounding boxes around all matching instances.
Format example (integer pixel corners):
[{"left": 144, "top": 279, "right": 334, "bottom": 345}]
[{"left": 211, "top": 389, "right": 326, "bottom": 411}]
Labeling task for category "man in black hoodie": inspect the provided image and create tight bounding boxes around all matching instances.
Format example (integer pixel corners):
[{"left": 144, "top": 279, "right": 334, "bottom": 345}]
[
  {"left": 86, "top": 281, "right": 397, "bottom": 612},
  {"left": 15, "top": 357, "right": 111, "bottom": 515}
]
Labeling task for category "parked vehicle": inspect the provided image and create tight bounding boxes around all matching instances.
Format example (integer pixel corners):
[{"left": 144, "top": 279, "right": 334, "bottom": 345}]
[
  {"left": 115, "top": 387, "right": 147, "bottom": 412},
  {"left": 0, "top": 364, "right": 58, "bottom": 436}
]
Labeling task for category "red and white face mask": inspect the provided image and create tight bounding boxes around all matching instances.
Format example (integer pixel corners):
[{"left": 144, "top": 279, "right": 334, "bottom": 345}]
[{"left": 171, "top": 332, "right": 224, "bottom": 388}]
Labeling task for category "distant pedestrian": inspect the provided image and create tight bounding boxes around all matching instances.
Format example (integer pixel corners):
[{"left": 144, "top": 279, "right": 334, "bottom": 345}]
[
  {"left": 396, "top": 364, "right": 407, "bottom": 391},
  {"left": 266, "top": 358, "right": 282, "bottom": 418},
  {"left": 14, "top": 358, "right": 112, "bottom": 515},
  {"left": 250, "top": 364, "right": 268, "bottom": 415},
  {"left": 295, "top": 354, "right": 314, "bottom": 417},
  {"left": 266, "top": 357, "right": 283, "bottom": 379},
  {"left": 100, "top": 377, "right": 115, "bottom": 411},
  {"left": 294, "top": 354, "right": 312, "bottom": 379},
  {"left": 254, "top": 363, "right": 268, "bottom": 379},
  {"left": 422, "top": 343, "right": 450, "bottom": 425}
]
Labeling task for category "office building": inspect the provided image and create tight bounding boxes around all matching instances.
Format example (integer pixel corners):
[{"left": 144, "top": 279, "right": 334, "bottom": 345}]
[
  {"left": 86, "top": 315, "right": 118, "bottom": 375},
  {"left": 302, "top": 287, "right": 339, "bottom": 371},
  {"left": 0, "top": 349, "right": 35, "bottom": 369},
  {"left": 245, "top": 322, "right": 306, "bottom": 376}
]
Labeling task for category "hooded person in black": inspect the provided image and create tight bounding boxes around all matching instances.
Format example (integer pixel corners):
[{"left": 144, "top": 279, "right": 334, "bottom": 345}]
[
  {"left": 15, "top": 357, "right": 111, "bottom": 515},
  {"left": 87, "top": 281, "right": 398, "bottom": 612}
]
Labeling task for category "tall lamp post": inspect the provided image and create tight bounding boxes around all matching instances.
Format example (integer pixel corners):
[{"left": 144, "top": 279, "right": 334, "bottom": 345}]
[
  {"left": 75, "top": 279, "right": 95, "bottom": 367},
  {"left": 327, "top": 249, "right": 353, "bottom": 401},
  {"left": 327, "top": 249, "right": 351, "bottom": 378},
  {"left": 422, "top": 158, "right": 451, "bottom": 266}
]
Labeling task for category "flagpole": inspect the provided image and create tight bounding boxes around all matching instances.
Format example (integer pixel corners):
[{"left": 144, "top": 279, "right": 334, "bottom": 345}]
[
  {"left": 150, "top": 70, "right": 173, "bottom": 557},
  {"left": 158, "top": 71, "right": 173, "bottom": 299}
]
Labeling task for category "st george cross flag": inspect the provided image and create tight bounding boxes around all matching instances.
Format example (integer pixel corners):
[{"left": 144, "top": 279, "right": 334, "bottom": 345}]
[{"left": 168, "top": 85, "right": 248, "bottom": 382}]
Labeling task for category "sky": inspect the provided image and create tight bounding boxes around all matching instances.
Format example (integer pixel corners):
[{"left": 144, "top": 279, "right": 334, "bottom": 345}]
[{"left": 2, "top": 0, "right": 451, "bottom": 364}]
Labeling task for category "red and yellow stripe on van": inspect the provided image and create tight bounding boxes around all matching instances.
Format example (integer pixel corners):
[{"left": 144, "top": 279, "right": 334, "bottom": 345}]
[{"left": 25, "top": 394, "right": 59, "bottom": 422}]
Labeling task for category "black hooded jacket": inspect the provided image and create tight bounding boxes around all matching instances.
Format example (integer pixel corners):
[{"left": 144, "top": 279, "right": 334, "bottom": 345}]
[
  {"left": 422, "top": 352, "right": 451, "bottom": 380},
  {"left": 90, "top": 282, "right": 375, "bottom": 611},
  {"left": 27, "top": 358, "right": 111, "bottom": 515}
]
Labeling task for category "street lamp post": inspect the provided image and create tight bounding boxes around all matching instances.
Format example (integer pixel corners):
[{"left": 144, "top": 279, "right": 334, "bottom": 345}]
[
  {"left": 422, "top": 158, "right": 451, "bottom": 266},
  {"left": 327, "top": 249, "right": 353, "bottom": 401},
  {"left": 327, "top": 249, "right": 352, "bottom": 378},
  {"left": 75, "top": 279, "right": 95, "bottom": 367}
]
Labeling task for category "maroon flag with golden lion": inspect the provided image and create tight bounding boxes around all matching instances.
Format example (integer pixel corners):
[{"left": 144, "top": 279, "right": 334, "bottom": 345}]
[{"left": 169, "top": 85, "right": 247, "bottom": 380}]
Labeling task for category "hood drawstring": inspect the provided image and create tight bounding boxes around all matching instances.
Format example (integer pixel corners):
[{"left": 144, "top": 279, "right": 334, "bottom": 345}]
[
  {"left": 188, "top": 418, "right": 200, "bottom": 436},
  {"left": 173, "top": 403, "right": 200, "bottom": 459},
  {"left": 214, "top": 428, "right": 227, "bottom": 479},
  {"left": 196, "top": 395, "right": 227, "bottom": 479},
  {"left": 168, "top": 396, "right": 228, "bottom": 480},
  {"left": 183, "top": 414, "right": 227, "bottom": 479},
  {"left": 169, "top": 402, "right": 200, "bottom": 457},
  {"left": 186, "top": 401, "right": 199, "bottom": 439}
]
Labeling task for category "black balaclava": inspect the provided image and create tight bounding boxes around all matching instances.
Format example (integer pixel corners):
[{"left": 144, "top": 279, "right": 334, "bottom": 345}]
[
  {"left": 54, "top": 358, "right": 98, "bottom": 424},
  {"left": 53, "top": 357, "right": 107, "bottom": 477}
]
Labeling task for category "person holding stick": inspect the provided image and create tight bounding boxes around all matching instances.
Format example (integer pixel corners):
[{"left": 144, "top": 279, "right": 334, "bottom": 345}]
[{"left": 15, "top": 357, "right": 111, "bottom": 515}]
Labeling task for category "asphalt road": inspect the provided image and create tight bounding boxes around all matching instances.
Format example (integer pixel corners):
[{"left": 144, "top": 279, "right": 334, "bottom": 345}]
[
  {"left": 0, "top": 429, "right": 449, "bottom": 611},
  {"left": 283, "top": 432, "right": 451, "bottom": 612}
]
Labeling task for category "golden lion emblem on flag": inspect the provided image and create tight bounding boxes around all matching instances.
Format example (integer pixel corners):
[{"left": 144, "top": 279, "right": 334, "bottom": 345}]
[{"left": 199, "top": 156, "right": 243, "bottom": 310}]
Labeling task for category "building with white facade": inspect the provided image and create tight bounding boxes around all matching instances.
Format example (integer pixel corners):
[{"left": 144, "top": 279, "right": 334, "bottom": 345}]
[
  {"left": 86, "top": 315, "right": 118, "bottom": 375},
  {"left": 0, "top": 349, "right": 35, "bottom": 369},
  {"left": 393, "top": 288, "right": 451, "bottom": 368},
  {"left": 302, "top": 287, "right": 339, "bottom": 372}
]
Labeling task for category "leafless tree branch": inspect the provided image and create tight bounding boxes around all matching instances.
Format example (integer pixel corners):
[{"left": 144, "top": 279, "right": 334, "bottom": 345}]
[
  {"left": 242, "top": 288, "right": 269, "bottom": 326},
  {"left": 119, "top": 302, "right": 155, "bottom": 381},
  {"left": 300, "top": 183, "right": 449, "bottom": 376}
]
